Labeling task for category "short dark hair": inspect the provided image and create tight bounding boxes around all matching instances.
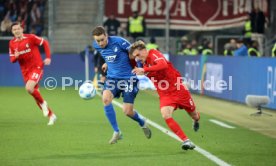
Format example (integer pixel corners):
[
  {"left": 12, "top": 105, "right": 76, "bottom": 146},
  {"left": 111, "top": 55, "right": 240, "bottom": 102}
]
[
  {"left": 92, "top": 26, "right": 106, "bottom": 36},
  {"left": 10, "top": 22, "right": 22, "bottom": 30}
]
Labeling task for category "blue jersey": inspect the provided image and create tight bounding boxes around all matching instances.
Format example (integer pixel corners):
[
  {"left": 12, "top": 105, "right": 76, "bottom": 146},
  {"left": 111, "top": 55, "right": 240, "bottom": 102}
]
[
  {"left": 234, "top": 44, "right": 248, "bottom": 57},
  {"left": 93, "top": 36, "right": 135, "bottom": 79}
]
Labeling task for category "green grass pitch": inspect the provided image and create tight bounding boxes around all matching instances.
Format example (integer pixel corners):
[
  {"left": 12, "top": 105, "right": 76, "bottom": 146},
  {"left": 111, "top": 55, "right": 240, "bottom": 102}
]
[{"left": 0, "top": 87, "right": 276, "bottom": 166}]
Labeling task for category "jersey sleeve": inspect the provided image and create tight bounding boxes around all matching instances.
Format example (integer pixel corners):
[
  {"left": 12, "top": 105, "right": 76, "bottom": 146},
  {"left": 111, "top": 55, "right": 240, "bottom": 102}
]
[
  {"left": 9, "top": 41, "right": 17, "bottom": 63},
  {"left": 118, "top": 37, "right": 131, "bottom": 52},
  {"left": 30, "top": 34, "right": 44, "bottom": 46},
  {"left": 30, "top": 34, "right": 51, "bottom": 59},
  {"left": 143, "top": 49, "right": 168, "bottom": 72}
]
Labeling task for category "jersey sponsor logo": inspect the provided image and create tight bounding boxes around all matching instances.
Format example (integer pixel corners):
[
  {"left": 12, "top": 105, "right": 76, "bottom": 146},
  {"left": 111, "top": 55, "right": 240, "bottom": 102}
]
[
  {"left": 17, "top": 48, "right": 31, "bottom": 55},
  {"left": 105, "top": 55, "right": 117, "bottom": 62}
]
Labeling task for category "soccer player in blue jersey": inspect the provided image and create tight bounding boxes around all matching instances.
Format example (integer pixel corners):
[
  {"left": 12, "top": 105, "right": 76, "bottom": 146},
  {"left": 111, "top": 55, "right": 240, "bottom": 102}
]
[{"left": 92, "top": 26, "right": 151, "bottom": 144}]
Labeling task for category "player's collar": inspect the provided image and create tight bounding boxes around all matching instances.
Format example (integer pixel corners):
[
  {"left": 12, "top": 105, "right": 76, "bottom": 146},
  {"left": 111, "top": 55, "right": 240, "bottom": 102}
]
[{"left": 14, "top": 35, "right": 27, "bottom": 41}]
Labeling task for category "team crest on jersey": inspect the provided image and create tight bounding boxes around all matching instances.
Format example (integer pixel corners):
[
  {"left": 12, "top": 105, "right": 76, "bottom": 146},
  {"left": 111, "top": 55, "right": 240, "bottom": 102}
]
[
  {"left": 114, "top": 47, "right": 118, "bottom": 52},
  {"left": 105, "top": 55, "right": 117, "bottom": 62},
  {"left": 26, "top": 43, "right": 29, "bottom": 48}
]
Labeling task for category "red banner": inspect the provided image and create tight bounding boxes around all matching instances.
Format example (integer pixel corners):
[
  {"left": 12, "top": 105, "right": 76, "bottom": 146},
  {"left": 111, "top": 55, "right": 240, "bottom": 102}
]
[{"left": 104, "top": 0, "right": 269, "bottom": 31}]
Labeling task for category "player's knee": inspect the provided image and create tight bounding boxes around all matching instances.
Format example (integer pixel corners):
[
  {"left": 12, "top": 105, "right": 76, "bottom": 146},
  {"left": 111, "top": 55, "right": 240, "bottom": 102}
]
[
  {"left": 25, "top": 86, "right": 34, "bottom": 94},
  {"left": 102, "top": 97, "right": 111, "bottom": 105},
  {"left": 161, "top": 112, "right": 172, "bottom": 119}
]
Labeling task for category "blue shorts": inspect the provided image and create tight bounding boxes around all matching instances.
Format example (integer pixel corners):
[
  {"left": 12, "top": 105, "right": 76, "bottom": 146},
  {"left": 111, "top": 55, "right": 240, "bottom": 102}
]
[{"left": 103, "top": 77, "right": 139, "bottom": 104}]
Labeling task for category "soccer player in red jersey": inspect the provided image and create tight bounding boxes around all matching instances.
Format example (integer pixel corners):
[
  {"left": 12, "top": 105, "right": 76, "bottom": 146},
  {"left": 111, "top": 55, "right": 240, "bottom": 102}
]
[
  {"left": 129, "top": 41, "right": 200, "bottom": 150},
  {"left": 9, "top": 22, "right": 57, "bottom": 125}
]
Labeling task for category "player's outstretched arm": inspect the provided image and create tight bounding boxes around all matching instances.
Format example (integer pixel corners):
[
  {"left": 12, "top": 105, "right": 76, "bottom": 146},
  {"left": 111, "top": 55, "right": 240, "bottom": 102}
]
[{"left": 143, "top": 59, "right": 168, "bottom": 72}]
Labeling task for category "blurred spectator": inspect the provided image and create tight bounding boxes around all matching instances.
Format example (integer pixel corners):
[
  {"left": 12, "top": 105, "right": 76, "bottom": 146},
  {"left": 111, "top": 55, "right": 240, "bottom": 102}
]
[
  {"left": 202, "top": 41, "right": 213, "bottom": 55},
  {"left": 230, "top": 39, "right": 237, "bottom": 50},
  {"left": 224, "top": 39, "right": 237, "bottom": 56},
  {"left": 234, "top": 39, "right": 248, "bottom": 57},
  {"left": 127, "top": 11, "right": 146, "bottom": 41},
  {"left": 198, "top": 38, "right": 209, "bottom": 54},
  {"left": 0, "top": 14, "right": 12, "bottom": 35},
  {"left": 177, "top": 36, "right": 188, "bottom": 55},
  {"left": 223, "top": 43, "right": 234, "bottom": 56},
  {"left": 30, "top": 3, "right": 43, "bottom": 35},
  {"left": 103, "top": 14, "right": 121, "bottom": 36},
  {"left": 7, "top": 1, "right": 17, "bottom": 22},
  {"left": 182, "top": 43, "right": 197, "bottom": 56},
  {"left": 146, "top": 36, "right": 159, "bottom": 50},
  {"left": 250, "top": 7, "right": 266, "bottom": 34},
  {"left": 118, "top": 22, "right": 127, "bottom": 37},
  {"left": 248, "top": 40, "right": 260, "bottom": 57},
  {"left": 272, "top": 42, "right": 276, "bottom": 57},
  {"left": 243, "top": 14, "right": 252, "bottom": 38},
  {"left": 0, "top": 0, "right": 46, "bottom": 36}
]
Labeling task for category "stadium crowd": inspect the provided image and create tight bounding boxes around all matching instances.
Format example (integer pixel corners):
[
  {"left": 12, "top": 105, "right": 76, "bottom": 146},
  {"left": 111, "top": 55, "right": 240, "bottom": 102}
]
[
  {"left": 177, "top": 36, "right": 273, "bottom": 57},
  {"left": 0, "top": 0, "right": 46, "bottom": 36}
]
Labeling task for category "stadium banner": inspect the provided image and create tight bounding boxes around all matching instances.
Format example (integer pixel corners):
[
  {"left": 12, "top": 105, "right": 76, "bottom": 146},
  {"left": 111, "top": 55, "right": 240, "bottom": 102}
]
[
  {"left": 104, "top": 0, "right": 269, "bottom": 30},
  {"left": 170, "top": 55, "right": 276, "bottom": 110},
  {"left": 1, "top": 53, "right": 275, "bottom": 109}
]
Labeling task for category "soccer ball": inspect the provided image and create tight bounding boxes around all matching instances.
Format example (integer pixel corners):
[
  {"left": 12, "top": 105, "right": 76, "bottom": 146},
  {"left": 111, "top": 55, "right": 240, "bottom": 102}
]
[{"left": 79, "top": 82, "right": 97, "bottom": 100}]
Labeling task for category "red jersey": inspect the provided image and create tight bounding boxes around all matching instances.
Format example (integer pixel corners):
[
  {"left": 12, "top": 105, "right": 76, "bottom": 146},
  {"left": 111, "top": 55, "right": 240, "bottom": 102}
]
[
  {"left": 143, "top": 49, "right": 183, "bottom": 95},
  {"left": 9, "top": 34, "right": 51, "bottom": 72}
]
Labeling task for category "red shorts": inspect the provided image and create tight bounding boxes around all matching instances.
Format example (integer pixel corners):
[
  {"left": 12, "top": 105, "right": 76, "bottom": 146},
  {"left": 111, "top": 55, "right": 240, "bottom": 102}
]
[
  {"left": 22, "top": 67, "right": 43, "bottom": 84},
  {"left": 159, "top": 87, "right": 196, "bottom": 113}
]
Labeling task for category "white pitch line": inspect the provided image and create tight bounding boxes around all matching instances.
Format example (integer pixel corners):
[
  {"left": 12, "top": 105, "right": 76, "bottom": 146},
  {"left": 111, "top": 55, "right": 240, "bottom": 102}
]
[
  {"left": 110, "top": 99, "right": 231, "bottom": 166},
  {"left": 209, "top": 119, "right": 236, "bottom": 129}
]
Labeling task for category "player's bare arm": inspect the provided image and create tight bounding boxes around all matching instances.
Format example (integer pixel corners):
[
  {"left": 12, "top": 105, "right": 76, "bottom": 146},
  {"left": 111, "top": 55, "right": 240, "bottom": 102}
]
[
  {"left": 102, "top": 63, "right": 107, "bottom": 72},
  {"left": 132, "top": 67, "right": 145, "bottom": 75}
]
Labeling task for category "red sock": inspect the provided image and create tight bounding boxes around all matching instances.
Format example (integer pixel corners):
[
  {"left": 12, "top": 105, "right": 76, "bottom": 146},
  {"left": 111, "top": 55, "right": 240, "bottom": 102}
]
[
  {"left": 165, "top": 118, "right": 188, "bottom": 141},
  {"left": 36, "top": 101, "right": 42, "bottom": 110},
  {"left": 31, "top": 89, "right": 44, "bottom": 104},
  {"left": 47, "top": 107, "right": 53, "bottom": 118}
]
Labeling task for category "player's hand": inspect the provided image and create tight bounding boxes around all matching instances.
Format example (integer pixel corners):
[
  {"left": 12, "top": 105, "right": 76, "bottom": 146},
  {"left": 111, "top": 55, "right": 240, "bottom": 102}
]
[
  {"left": 102, "top": 63, "right": 107, "bottom": 72},
  {"left": 94, "top": 67, "right": 98, "bottom": 73},
  {"left": 132, "top": 67, "right": 145, "bottom": 75},
  {"left": 44, "top": 58, "right": 51, "bottom": 65},
  {"left": 14, "top": 50, "right": 20, "bottom": 59}
]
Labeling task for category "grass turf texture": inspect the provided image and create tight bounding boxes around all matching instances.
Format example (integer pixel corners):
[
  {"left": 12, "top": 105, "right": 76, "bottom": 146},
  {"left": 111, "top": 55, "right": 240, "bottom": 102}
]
[{"left": 0, "top": 87, "right": 275, "bottom": 166}]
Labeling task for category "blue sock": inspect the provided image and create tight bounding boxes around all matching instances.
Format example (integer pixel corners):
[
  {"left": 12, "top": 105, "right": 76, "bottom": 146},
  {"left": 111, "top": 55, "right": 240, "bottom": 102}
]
[
  {"left": 129, "top": 111, "right": 145, "bottom": 127},
  {"left": 104, "top": 104, "right": 119, "bottom": 132}
]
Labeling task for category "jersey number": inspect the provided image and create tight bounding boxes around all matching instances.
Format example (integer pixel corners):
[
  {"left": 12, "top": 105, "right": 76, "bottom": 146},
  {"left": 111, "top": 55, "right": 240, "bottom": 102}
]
[
  {"left": 31, "top": 73, "right": 39, "bottom": 79},
  {"left": 125, "top": 84, "right": 133, "bottom": 92}
]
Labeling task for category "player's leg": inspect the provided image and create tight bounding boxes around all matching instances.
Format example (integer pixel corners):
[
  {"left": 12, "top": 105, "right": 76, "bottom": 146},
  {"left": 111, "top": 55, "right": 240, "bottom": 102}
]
[
  {"left": 177, "top": 87, "right": 200, "bottom": 132},
  {"left": 26, "top": 69, "right": 57, "bottom": 125},
  {"left": 161, "top": 106, "right": 188, "bottom": 141},
  {"left": 122, "top": 103, "right": 144, "bottom": 126},
  {"left": 122, "top": 103, "right": 151, "bottom": 139},
  {"left": 122, "top": 79, "right": 151, "bottom": 138},
  {"left": 183, "top": 97, "right": 200, "bottom": 132},
  {"left": 161, "top": 106, "right": 195, "bottom": 150},
  {"left": 102, "top": 89, "right": 122, "bottom": 144}
]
